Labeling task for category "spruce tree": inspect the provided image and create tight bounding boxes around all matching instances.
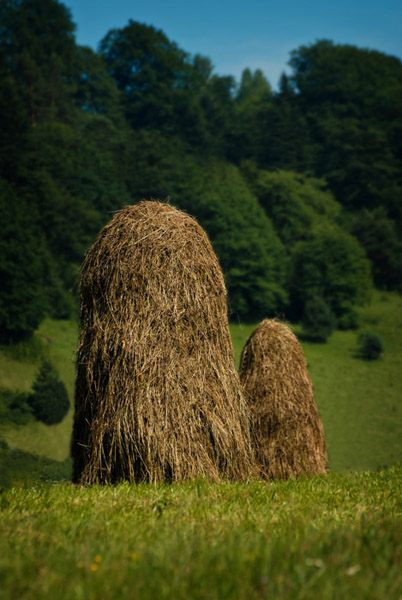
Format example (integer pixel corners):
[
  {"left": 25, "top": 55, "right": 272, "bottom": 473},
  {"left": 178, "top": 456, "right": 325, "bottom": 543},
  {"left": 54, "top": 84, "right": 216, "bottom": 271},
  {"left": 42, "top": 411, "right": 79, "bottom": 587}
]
[{"left": 28, "top": 360, "right": 70, "bottom": 425}]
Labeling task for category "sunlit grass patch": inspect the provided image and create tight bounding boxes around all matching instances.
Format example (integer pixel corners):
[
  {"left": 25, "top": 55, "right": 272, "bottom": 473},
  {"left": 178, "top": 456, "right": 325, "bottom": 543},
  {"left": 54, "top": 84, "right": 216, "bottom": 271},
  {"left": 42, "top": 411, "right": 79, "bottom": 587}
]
[{"left": 0, "top": 467, "right": 401, "bottom": 599}]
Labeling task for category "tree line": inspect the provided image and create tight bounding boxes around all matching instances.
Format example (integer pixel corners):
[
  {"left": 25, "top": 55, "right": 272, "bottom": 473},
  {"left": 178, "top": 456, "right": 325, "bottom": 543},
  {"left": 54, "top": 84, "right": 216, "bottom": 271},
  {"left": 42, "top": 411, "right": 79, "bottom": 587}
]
[{"left": 1, "top": 0, "right": 402, "bottom": 342}]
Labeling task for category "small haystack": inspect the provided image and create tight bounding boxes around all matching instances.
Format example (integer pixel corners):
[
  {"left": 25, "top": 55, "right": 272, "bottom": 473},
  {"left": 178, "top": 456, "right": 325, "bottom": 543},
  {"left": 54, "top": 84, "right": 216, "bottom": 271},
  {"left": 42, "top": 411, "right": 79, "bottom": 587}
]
[
  {"left": 71, "top": 201, "right": 254, "bottom": 484},
  {"left": 239, "top": 319, "right": 328, "bottom": 479}
]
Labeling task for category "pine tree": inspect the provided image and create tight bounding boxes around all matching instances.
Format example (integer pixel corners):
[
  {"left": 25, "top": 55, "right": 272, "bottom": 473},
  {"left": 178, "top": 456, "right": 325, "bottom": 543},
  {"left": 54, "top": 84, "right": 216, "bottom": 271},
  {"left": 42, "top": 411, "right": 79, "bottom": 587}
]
[{"left": 28, "top": 360, "right": 69, "bottom": 425}]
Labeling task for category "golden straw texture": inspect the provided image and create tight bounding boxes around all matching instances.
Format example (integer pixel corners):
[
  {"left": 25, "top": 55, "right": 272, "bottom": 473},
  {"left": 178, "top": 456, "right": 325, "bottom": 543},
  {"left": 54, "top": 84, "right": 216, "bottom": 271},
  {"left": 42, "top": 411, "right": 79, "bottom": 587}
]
[
  {"left": 72, "top": 201, "right": 254, "bottom": 484},
  {"left": 239, "top": 319, "right": 328, "bottom": 479}
]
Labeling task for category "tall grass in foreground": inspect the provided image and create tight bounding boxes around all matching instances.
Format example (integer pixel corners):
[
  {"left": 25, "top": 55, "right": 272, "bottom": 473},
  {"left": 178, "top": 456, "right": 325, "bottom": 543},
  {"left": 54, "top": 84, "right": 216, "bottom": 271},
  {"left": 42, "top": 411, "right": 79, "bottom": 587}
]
[{"left": 0, "top": 467, "right": 401, "bottom": 600}]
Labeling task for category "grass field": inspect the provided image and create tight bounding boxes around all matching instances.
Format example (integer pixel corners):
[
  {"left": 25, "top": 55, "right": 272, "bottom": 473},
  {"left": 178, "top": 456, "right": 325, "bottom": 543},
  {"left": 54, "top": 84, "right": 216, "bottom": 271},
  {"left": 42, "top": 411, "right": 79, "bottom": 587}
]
[
  {"left": 0, "top": 319, "right": 77, "bottom": 461},
  {"left": 0, "top": 291, "right": 401, "bottom": 473},
  {"left": 0, "top": 292, "right": 401, "bottom": 599},
  {"left": 0, "top": 467, "right": 401, "bottom": 600}
]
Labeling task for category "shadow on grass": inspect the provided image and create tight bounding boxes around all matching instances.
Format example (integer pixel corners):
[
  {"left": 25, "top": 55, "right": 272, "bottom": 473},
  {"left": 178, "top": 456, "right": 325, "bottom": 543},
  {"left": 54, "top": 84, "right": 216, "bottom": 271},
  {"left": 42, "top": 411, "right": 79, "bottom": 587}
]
[
  {"left": 0, "top": 441, "right": 72, "bottom": 489},
  {"left": 295, "top": 332, "right": 329, "bottom": 344}
]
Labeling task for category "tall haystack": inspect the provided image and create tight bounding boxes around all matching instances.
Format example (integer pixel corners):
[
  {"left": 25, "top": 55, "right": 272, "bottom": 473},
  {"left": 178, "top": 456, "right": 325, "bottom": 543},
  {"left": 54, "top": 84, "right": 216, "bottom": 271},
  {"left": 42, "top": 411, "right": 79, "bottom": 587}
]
[
  {"left": 72, "top": 201, "right": 254, "bottom": 484},
  {"left": 239, "top": 319, "right": 328, "bottom": 479}
]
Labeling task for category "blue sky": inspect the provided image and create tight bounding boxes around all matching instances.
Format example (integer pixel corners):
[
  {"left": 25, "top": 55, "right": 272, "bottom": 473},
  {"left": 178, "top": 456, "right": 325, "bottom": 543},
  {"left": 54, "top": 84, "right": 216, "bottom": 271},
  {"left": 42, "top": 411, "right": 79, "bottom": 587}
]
[{"left": 64, "top": 0, "right": 402, "bottom": 88}]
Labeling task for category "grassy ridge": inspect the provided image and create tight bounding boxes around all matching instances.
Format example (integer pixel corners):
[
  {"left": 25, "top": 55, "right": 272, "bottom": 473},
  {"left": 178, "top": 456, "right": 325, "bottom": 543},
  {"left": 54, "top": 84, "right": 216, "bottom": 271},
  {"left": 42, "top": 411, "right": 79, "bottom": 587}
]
[
  {"left": 0, "top": 291, "right": 401, "bottom": 472},
  {"left": 0, "top": 467, "right": 401, "bottom": 600}
]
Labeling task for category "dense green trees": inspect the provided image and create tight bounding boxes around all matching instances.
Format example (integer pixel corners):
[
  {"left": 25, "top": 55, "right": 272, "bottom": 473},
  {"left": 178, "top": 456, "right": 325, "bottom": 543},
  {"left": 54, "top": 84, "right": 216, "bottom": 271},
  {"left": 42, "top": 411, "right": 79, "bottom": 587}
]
[
  {"left": 247, "top": 169, "right": 341, "bottom": 246},
  {"left": 99, "top": 20, "right": 206, "bottom": 144},
  {"left": 284, "top": 40, "right": 402, "bottom": 290},
  {"left": 177, "top": 161, "right": 288, "bottom": 320},
  {"left": 289, "top": 225, "right": 372, "bottom": 323},
  {"left": 0, "top": 0, "right": 77, "bottom": 125},
  {"left": 246, "top": 168, "right": 373, "bottom": 325},
  {"left": 301, "top": 296, "right": 337, "bottom": 342},
  {"left": 73, "top": 46, "right": 124, "bottom": 125},
  {"left": 0, "top": 49, "right": 29, "bottom": 179},
  {"left": 288, "top": 40, "right": 402, "bottom": 213},
  {"left": 0, "top": 182, "right": 49, "bottom": 341},
  {"left": 231, "top": 69, "right": 273, "bottom": 163},
  {"left": 0, "top": 0, "right": 400, "bottom": 340},
  {"left": 349, "top": 208, "right": 402, "bottom": 290}
]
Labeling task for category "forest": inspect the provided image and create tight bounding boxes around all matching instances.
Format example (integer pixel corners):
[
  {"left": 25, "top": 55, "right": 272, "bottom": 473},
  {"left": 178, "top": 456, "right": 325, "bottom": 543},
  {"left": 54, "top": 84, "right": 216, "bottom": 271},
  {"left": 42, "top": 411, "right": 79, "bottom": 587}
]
[{"left": 1, "top": 0, "right": 402, "bottom": 343}]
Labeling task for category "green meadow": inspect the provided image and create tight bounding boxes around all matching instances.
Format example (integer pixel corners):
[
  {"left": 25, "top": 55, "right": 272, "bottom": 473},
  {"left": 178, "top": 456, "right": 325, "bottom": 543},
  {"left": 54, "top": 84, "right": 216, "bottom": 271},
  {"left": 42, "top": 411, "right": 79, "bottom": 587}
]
[
  {"left": 0, "top": 291, "right": 401, "bottom": 599},
  {"left": 0, "top": 468, "right": 401, "bottom": 600},
  {"left": 4, "top": 291, "right": 400, "bottom": 473}
]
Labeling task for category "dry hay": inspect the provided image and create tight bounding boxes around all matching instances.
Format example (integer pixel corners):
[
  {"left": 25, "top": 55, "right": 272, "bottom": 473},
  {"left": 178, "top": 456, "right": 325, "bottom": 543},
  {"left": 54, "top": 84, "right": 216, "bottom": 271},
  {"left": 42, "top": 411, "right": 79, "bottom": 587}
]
[
  {"left": 239, "top": 319, "right": 328, "bottom": 480},
  {"left": 71, "top": 200, "right": 254, "bottom": 485}
]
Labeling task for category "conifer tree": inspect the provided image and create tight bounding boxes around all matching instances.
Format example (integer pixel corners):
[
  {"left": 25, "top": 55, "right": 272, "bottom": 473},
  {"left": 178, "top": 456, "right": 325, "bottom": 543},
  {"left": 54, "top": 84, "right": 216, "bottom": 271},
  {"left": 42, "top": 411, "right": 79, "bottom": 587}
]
[{"left": 28, "top": 360, "right": 69, "bottom": 425}]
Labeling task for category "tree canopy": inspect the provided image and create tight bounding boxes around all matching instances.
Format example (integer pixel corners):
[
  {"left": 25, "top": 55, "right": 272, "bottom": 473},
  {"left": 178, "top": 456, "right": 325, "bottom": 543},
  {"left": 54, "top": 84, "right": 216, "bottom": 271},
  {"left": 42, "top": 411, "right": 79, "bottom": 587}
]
[
  {"left": 288, "top": 40, "right": 402, "bottom": 214},
  {"left": 0, "top": 0, "right": 400, "bottom": 339},
  {"left": 289, "top": 225, "right": 372, "bottom": 321}
]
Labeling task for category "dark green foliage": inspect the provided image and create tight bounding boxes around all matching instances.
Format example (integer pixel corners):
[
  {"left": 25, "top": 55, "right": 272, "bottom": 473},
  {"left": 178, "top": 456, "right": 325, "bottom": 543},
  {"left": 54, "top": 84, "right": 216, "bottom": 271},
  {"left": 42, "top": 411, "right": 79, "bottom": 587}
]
[
  {"left": 0, "top": 388, "right": 33, "bottom": 425},
  {"left": 301, "top": 296, "right": 336, "bottom": 342},
  {"left": 258, "top": 73, "right": 312, "bottom": 171},
  {"left": 174, "top": 160, "right": 288, "bottom": 320},
  {"left": 0, "top": 181, "right": 49, "bottom": 341},
  {"left": 247, "top": 168, "right": 370, "bottom": 326},
  {"left": 232, "top": 71, "right": 312, "bottom": 171},
  {"left": 0, "top": 0, "right": 77, "bottom": 125},
  {"left": 0, "top": 48, "right": 29, "bottom": 180},
  {"left": 350, "top": 208, "right": 402, "bottom": 291},
  {"left": 22, "top": 121, "right": 130, "bottom": 269},
  {"left": 230, "top": 69, "right": 273, "bottom": 163},
  {"left": 16, "top": 119, "right": 131, "bottom": 320},
  {"left": 337, "top": 305, "right": 360, "bottom": 331},
  {"left": 0, "top": 176, "right": 72, "bottom": 336},
  {"left": 357, "top": 331, "right": 385, "bottom": 360},
  {"left": 288, "top": 40, "right": 402, "bottom": 212},
  {"left": 73, "top": 45, "right": 124, "bottom": 125},
  {"left": 28, "top": 360, "right": 69, "bottom": 425},
  {"left": 122, "top": 129, "right": 193, "bottom": 202},
  {"left": 99, "top": 21, "right": 205, "bottom": 143},
  {"left": 248, "top": 169, "right": 340, "bottom": 247},
  {"left": 289, "top": 225, "right": 373, "bottom": 321},
  {"left": 237, "top": 68, "right": 272, "bottom": 104},
  {"left": 200, "top": 73, "right": 237, "bottom": 155}
]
